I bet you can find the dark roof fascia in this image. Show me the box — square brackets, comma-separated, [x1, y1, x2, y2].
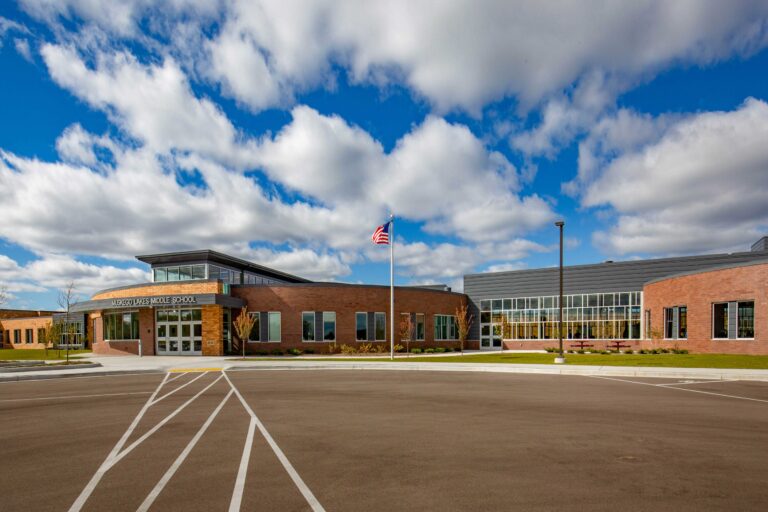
[232, 282, 467, 297]
[135, 250, 311, 283]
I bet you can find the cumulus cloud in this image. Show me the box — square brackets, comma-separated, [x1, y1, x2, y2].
[583, 98, 768, 255]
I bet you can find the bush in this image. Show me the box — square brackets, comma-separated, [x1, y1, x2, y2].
[659, 348, 671, 354]
[270, 349, 283, 356]
[544, 347, 557, 353]
[444, 347, 453, 352]
[624, 349, 634, 354]
[286, 348, 303, 356]
[424, 348, 435, 353]
[340, 344, 357, 354]
[304, 349, 315, 355]
[672, 348, 689, 354]
[256, 351, 269, 356]
[394, 344, 405, 353]
[373, 343, 387, 353]
[434, 347, 446, 353]
[410, 347, 422, 354]
[358, 343, 373, 354]
[639, 349, 649, 354]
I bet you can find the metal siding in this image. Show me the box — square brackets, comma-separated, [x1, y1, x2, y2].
[464, 251, 768, 302]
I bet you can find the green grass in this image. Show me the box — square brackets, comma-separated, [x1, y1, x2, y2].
[231, 352, 768, 369]
[0, 349, 92, 361]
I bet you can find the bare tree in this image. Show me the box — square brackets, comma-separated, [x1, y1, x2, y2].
[398, 313, 413, 356]
[455, 302, 474, 354]
[232, 307, 256, 359]
[57, 282, 79, 363]
[41, 320, 63, 359]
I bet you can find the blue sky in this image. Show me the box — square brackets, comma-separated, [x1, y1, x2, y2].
[1, 1, 768, 310]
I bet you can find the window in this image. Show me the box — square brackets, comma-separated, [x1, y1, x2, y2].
[154, 267, 167, 282]
[104, 312, 139, 340]
[712, 303, 729, 339]
[415, 314, 425, 341]
[25, 329, 33, 344]
[374, 312, 386, 341]
[268, 312, 281, 342]
[302, 312, 315, 341]
[14, 329, 21, 344]
[434, 315, 457, 341]
[355, 312, 367, 341]
[248, 312, 260, 342]
[37, 327, 45, 344]
[738, 301, 755, 339]
[323, 312, 336, 341]
[663, 306, 686, 340]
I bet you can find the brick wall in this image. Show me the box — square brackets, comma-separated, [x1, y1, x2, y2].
[643, 263, 768, 354]
[92, 281, 222, 300]
[91, 308, 157, 356]
[0, 316, 54, 349]
[232, 285, 468, 352]
[202, 305, 223, 355]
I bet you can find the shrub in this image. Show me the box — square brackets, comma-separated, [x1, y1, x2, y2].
[304, 349, 315, 355]
[651, 348, 662, 354]
[544, 347, 557, 353]
[373, 344, 387, 353]
[256, 351, 268, 356]
[358, 343, 373, 354]
[444, 347, 453, 352]
[394, 344, 405, 353]
[434, 347, 446, 353]
[672, 348, 689, 354]
[424, 348, 435, 353]
[340, 344, 357, 354]
[410, 347, 422, 354]
[659, 348, 670, 354]
[639, 349, 649, 354]
[286, 348, 303, 356]
[326, 343, 338, 354]
[270, 349, 283, 356]
[624, 349, 634, 354]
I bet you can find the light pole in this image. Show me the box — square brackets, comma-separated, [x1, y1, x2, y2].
[554, 221, 566, 364]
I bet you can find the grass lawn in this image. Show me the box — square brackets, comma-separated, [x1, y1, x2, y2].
[0, 349, 92, 361]
[232, 352, 768, 369]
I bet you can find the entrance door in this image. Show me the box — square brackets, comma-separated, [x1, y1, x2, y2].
[156, 307, 202, 355]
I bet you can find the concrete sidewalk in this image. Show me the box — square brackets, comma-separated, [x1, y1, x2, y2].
[2, 354, 768, 382]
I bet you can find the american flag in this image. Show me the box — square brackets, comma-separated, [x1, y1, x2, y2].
[371, 221, 390, 245]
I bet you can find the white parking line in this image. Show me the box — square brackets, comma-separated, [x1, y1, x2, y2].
[224, 371, 325, 512]
[0, 391, 152, 403]
[151, 371, 208, 404]
[108, 374, 224, 469]
[589, 375, 768, 404]
[68, 373, 170, 512]
[137, 389, 234, 512]
[165, 372, 188, 384]
[656, 379, 737, 387]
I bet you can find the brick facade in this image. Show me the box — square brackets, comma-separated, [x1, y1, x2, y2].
[202, 305, 224, 356]
[0, 315, 54, 349]
[643, 262, 768, 354]
[232, 284, 467, 352]
[92, 281, 222, 300]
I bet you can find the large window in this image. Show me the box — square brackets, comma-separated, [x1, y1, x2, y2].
[323, 312, 336, 341]
[302, 312, 315, 342]
[248, 312, 260, 342]
[14, 329, 20, 344]
[355, 312, 367, 341]
[713, 301, 755, 339]
[374, 312, 386, 341]
[268, 312, 281, 342]
[25, 328, 33, 344]
[104, 312, 140, 340]
[481, 291, 642, 341]
[37, 327, 45, 345]
[434, 315, 458, 341]
[415, 314, 425, 341]
[664, 306, 687, 340]
[712, 303, 729, 339]
[154, 264, 207, 283]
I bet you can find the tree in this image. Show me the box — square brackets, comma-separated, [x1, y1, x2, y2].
[398, 313, 413, 356]
[0, 283, 7, 307]
[499, 313, 512, 340]
[41, 320, 63, 359]
[57, 282, 79, 363]
[455, 302, 474, 354]
[232, 307, 256, 359]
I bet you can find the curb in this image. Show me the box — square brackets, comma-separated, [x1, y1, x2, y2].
[0, 363, 101, 374]
[0, 369, 164, 382]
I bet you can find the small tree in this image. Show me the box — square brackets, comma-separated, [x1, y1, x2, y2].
[499, 313, 512, 340]
[232, 307, 256, 359]
[57, 282, 79, 363]
[455, 302, 474, 354]
[45, 320, 63, 358]
[398, 313, 413, 356]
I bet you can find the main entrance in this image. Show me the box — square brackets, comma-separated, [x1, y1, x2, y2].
[156, 307, 202, 355]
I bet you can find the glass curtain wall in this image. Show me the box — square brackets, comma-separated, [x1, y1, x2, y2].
[479, 291, 642, 343]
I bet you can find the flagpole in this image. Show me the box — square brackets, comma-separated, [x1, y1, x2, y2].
[390, 213, 394, 361]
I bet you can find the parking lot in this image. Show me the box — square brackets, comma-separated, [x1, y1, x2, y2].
[1, 369, 766, 511]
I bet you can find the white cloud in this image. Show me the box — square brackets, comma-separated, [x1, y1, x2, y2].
[582, 98, 768, 255]
[13, 38, 33, 62]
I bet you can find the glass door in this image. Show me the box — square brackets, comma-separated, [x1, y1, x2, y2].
[156, 307, 202, 355]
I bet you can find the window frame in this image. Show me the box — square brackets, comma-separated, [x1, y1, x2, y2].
[415, 313, 425, 341]
[712, 302, 730, 340]
[323, 312, 336, 341]
[25, 328, 34, 344]
[301, 312, 316, 342]
[374, 312, 386, 341]
[355, 312, 368, 341]
[267, 312, 281, 342]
